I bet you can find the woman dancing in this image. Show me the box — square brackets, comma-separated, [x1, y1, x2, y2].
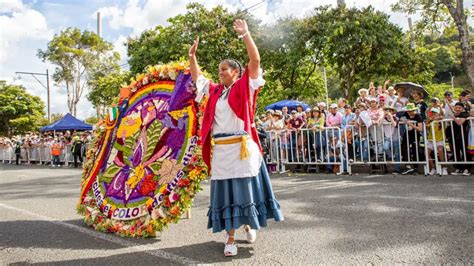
[188, 19, 284, 257]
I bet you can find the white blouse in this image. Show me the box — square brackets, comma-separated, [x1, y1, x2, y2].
[195, 69, 265, 180]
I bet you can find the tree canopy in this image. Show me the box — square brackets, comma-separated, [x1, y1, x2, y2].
[0, 82, 46, 136]
[38, 28, 120, 116]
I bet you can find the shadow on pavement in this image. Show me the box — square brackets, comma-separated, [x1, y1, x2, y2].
[0, 174, 79, 199]
[160, 241, 254, 264]
[0, 219, 161, 251]
[267, 173, 474, 262]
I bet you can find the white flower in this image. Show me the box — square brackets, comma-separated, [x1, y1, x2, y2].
[169, 70, 176, 80]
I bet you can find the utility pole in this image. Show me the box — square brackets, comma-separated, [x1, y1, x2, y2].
[408, 17, 415, 49]
[15, 70, 51, 123]
[97, 12, 102, 37]
[96, 11, 102, 118]
[322, 67, 329, 107]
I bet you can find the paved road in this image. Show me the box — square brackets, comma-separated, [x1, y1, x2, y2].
[0, 164, 473, 265]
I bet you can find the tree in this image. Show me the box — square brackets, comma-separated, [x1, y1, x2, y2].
[315, 6, 407, 98]
[87, 70, 131, 113]
[258, 17, 326, 101]
[50, 113, 64, 123]
[84, 116, 99, 125]
[38, 28, 120, 116]
[0, 82, 46, 136]
[127, 3, 258, 79]
[393, 0, 473, 88]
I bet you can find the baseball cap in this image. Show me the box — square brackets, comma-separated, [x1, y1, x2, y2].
[330, 103, 338, 109]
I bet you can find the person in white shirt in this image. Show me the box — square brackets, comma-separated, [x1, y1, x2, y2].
[188, 19, 283, 257]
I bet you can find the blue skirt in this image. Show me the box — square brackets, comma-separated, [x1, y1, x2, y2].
[207, 161, 284, 233]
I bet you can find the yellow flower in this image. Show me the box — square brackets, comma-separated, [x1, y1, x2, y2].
[189, 169, 200, 180]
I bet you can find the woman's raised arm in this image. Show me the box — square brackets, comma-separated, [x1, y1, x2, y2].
[233, 19, 260, 79]
[188, 37, 202, 82]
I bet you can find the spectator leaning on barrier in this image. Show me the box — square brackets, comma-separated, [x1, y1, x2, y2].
[427, 97, 445, 117]
[51, 139, 62, 167]
[386, 86, 397, 107]
[443, 91, 457, 119]
[412, 91, 428, 121]
[459, 90, 472, 113]
[14, 139, 22, 165]
[262, 109, 275, 131]
[341, 105, 356, 161]
[337, 98, 347, 115]
[281, 106, 291, 122]
[426, 107, 447, 175]
[355, 88, 369, 107]
[271, 110, 285, 131]
[400, 103, 424, 175]
[317, 102, 328, 121]
[326, 103, 343, 127]
[368, 97, 385, 154]
[449, 102, 471, 175]
[288, 110, 305, 159]
[71, 136, 84, 168]
[382, 106, 401, 173]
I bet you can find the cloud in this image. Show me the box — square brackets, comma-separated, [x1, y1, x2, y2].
[96, 0, 189, 36]
[0, 0, 23, 13]
[0, 2, 53, 64]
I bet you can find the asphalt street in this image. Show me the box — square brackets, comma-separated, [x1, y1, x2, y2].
[0, 163, 473, 265]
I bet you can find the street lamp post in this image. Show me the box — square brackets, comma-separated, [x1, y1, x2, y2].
[15, 70, 51, 123]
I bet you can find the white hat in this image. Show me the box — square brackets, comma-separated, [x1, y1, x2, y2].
[318, 102, 327, 107]
[358, 88, 368, 95]
[330, 103, 338, 109]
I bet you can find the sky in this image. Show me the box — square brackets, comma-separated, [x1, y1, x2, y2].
[0, 0, 419, 119]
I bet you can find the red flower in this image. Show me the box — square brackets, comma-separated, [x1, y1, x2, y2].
[140, 174, 157, 195]
[178, 178, 190, 187]
[163, 197, 172, 207]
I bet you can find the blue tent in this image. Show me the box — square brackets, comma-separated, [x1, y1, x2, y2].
[265, 100, 309, 111]
[40, 113, 93, 132]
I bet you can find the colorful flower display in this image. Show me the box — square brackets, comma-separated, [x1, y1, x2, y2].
[77, 61, 208, 238]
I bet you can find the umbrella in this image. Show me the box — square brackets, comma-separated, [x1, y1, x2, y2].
[265, 100, 309, 111]
[394, 82, 429, 99]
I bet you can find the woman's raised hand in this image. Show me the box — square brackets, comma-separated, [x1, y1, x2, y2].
[233, 19, 248, 35]
[189, 37, 199, 57]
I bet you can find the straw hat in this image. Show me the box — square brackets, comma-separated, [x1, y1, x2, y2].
[403, 103, 418, 111]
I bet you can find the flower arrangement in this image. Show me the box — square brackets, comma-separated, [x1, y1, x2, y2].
[77, 61, 208, 238]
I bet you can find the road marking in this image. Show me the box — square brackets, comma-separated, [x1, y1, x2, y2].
[0, 202, 199, 265]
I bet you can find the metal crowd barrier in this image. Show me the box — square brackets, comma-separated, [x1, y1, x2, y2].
[1, 144, 90, 166]
[264, 117, 474, 175]
[429, 118, 474, 174]
[265, 127, 345, 174]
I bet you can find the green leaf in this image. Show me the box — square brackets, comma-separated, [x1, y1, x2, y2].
[146, 121, 162, 160]
[148, 162, 162, 175]
[101, 164, 121, 183]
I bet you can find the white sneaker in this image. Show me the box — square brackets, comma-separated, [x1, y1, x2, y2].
[462, 169, 470, 176]
[451, 169, 461, 175]
[441, 168, 448, 176]
[429, 169, 437, 176]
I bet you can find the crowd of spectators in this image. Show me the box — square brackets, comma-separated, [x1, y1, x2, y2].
[258, 80, 474, 176]
[0, 130, 92, 168]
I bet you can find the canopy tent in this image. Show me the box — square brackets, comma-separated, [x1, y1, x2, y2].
[40, 113, 93, 132]
[265, 100, 309, 111]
